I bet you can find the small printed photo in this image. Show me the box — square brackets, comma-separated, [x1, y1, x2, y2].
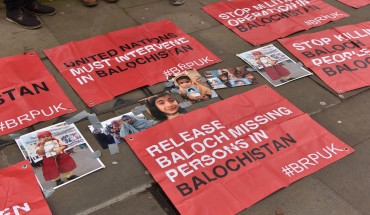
[205, 65, 256, 89]
[16, 123, 104, 191]
[207, 77, 227, 89]
[88, 113, 156, 146]
[142, 92, 188, 123]
[171, 69, 218, 103]
[230, 78, 251, 87]
[237, 44, 312, 87]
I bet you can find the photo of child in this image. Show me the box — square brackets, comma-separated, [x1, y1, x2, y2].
[237, 44, 312, 87]
[208, 77, 227, 89]
[35, 131, 77, 186]
[205, 66, 256, 89]
[187, 87, 201, 96]
[231, 79, 250, 87]
[145, 92, 187, 122]
[16, 123, 104, 190]
[173, 69, 218, 103]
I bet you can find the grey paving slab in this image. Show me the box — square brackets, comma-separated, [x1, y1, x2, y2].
[309, 75, 370, 100]
[312, 88, 370, 146]
[0, 12, 58, 58]
[47, 119, 154, 215]
[41, 1, 138, 44]
[92, 89, 147, 114]
[190, 25, 252, 70]
[315, 139, 370, 215]
[89, 191, 166, 215]
[116, 0, 159, 8]
[0, 144, 25, 169]
[125, 0, 219, 33]
[238, 177, 362, 215]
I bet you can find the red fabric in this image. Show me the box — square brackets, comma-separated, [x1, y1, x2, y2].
[0, 160, 52, 215]
[337, 0, 370, 8]
[263, 65, 291, 80]
[0, 52, 76, 136]
[279, 21, 370, 94]
[41, 153, 77, 181]
[44, 19, 221, 107]
[126, 85, 354, 215]
[203, 0, 349, 45]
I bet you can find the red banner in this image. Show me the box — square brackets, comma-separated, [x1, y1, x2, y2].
[0, 52, 76, 136]
[279, 21, 370, 94]
[0, 160, 52, 215]
[126, 85, 354, 215]
[202, 0, 349, 46]
[337, 0, 370, 8]
[44, 20, 221, 107]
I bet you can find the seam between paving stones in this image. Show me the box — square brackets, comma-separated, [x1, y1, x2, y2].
[76, 183, 153, 215]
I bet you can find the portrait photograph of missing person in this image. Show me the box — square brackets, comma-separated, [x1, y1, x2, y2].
[170, 69, 218, 103]
[204, 65, 257, 89]
[140, 92, 188, 123]
[88, 113, 156, 148]
[16, 123, 104, 191]
[238, 44, 312, 87]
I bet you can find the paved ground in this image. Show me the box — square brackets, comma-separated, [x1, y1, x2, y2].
[0, 0, 370, 214]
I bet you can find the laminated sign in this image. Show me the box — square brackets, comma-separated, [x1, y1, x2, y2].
[0, 160, 52, 215]
[44, 19, 221, 107]
[127, 85, 354, 215]
[279, 21, 370, 94]
[202, 0, 349, 45]
[0, 52, 76, 136]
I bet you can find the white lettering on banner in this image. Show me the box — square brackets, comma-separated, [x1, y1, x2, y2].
[162, 56, 216, 77]
[304, 12, 345, 26]
[145, 107, 295, 182]
[333, 29, 370, 42]
[218, 0, 310, 25]
[0, 203, 30, 215]
[292, 38, 332, 50]
[281, 143, 345, 177]
[0, 103, 67, 132]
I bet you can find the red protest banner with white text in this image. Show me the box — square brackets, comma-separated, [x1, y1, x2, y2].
[126, 85, 354, 215]
[337, 0, 370, 8]
[44, 19, 221, 107]
[0, 52, 76, 136]
[202, 0, 349, 46]
[279, 21, 370, 94]
[0, 160, 52, 215]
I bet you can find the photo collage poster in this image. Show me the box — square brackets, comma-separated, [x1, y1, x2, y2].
[204, 65, 257, 89]
[16, 122, 104, 191]
[237, 44, 312, 86]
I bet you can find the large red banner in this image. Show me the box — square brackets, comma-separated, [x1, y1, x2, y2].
[0, 160, 52, 215]
[337, 0, 370, 8]
[44, 20, 221, 107]
[279, 21, 370, 94]
[127, 85, 354, 215]
[202, 0, 349, 46]
[0, 52, 76, 136]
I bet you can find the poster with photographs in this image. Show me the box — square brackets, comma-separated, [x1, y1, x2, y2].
[204, 65, 257, 89]
[237, 44, 312, 87]
[169, 69, 218, 103]
[16, 122, 104, 191]
[88, 112, 156, 148]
